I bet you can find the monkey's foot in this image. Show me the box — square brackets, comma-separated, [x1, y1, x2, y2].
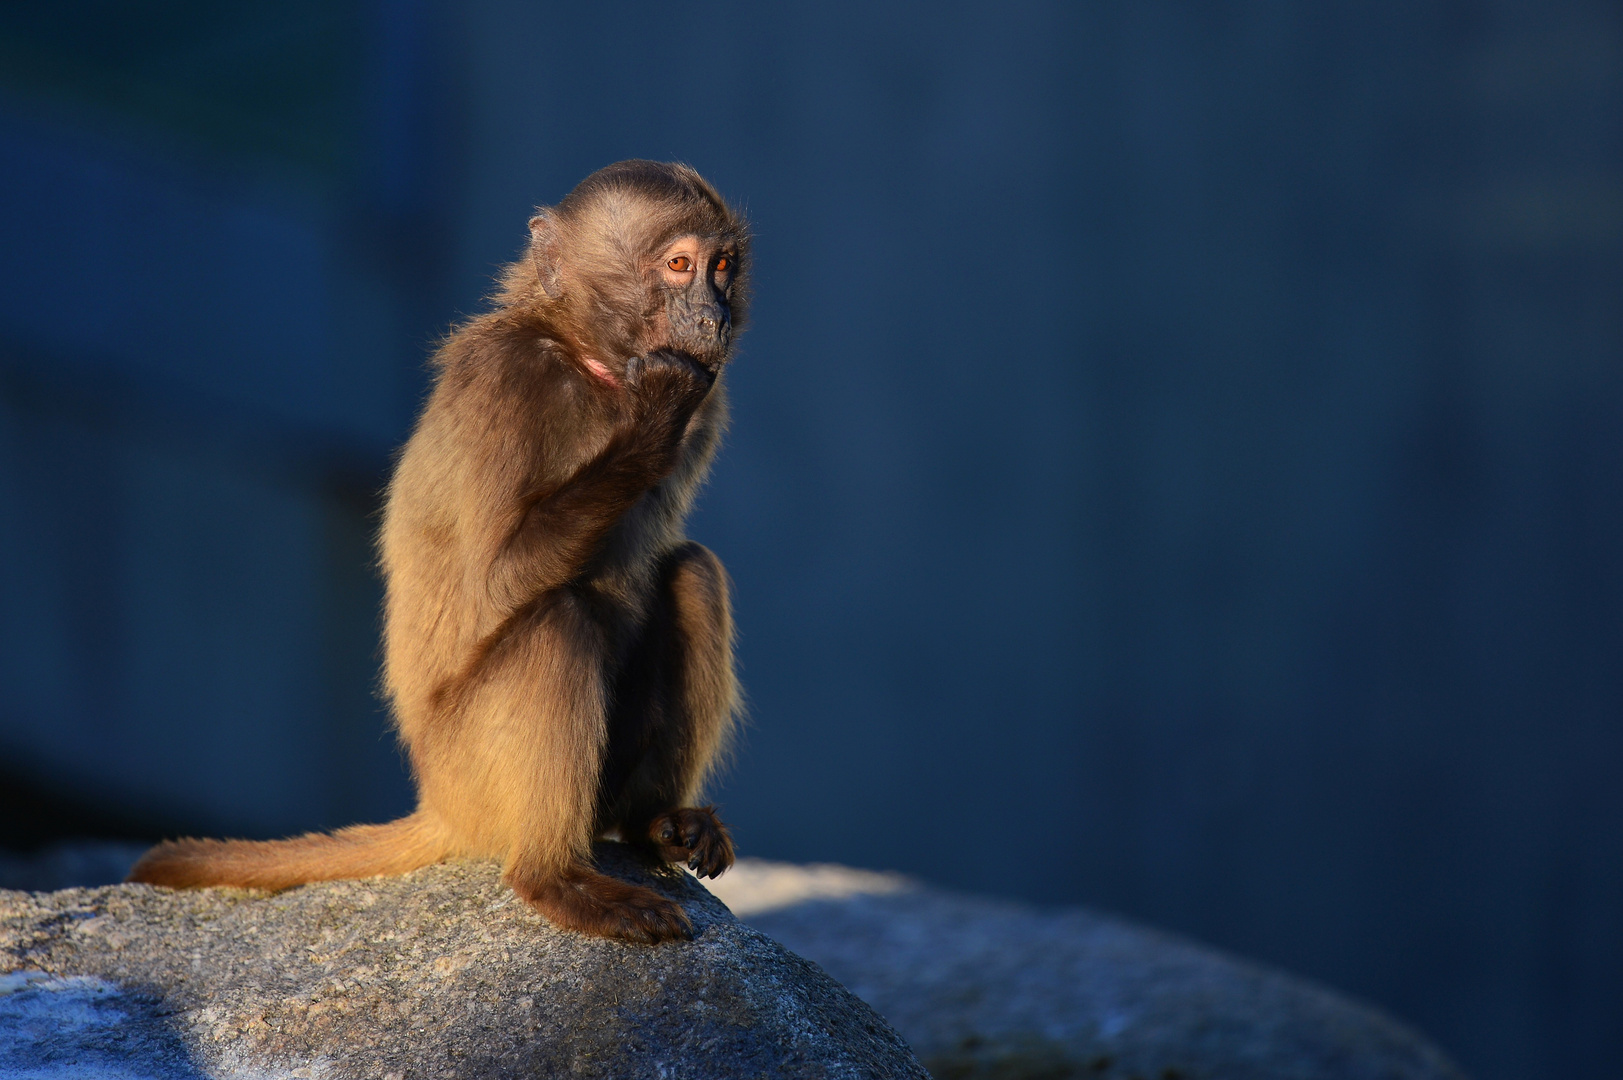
[647, 806, 735, 879]
[507, 864, 692, 944]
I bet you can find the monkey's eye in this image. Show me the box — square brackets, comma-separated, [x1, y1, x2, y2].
[667, 255, 693, 273]
[714, 255, 731, 273]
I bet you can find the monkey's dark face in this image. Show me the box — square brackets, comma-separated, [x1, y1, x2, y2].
[524, 171, 748, 380]
[648, 234, 738, 372]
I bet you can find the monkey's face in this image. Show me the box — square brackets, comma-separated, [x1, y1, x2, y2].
[527, 170, 749, 378]
[647, 234, 739, 372]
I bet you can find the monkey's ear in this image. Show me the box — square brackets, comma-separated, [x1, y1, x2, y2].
[528, 211, 562, 297]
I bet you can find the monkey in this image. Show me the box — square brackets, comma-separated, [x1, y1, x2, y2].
[127, 161, 748, 944]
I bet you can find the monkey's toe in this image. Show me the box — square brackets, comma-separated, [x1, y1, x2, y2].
[509, 864, 692, 944]
[607, 891, 693, 944]
[648, 806, 735, 879]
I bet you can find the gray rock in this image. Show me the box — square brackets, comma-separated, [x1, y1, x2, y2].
[0, 845, 928, 1079]
[705, 861, 1468, 1080]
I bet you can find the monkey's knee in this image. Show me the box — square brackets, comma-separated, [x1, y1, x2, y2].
[662, 541, 734, 678]
[663, 541, 731, 619]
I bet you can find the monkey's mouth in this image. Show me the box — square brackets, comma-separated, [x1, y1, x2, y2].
[665, 296, 732, 368]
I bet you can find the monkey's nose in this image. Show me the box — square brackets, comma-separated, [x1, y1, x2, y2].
[695, 304, 725, 332]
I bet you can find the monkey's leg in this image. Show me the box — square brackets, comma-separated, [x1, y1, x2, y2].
[432, 591, 692, 943]
[601, 541, 739, 879]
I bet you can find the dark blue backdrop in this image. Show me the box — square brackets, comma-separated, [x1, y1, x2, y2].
[1, 4, 1618, 1079]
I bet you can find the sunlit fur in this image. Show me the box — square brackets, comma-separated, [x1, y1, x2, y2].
[129, 162, 748, 943]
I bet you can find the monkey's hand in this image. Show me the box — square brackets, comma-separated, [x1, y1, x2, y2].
[616, 350, 716, 477]
[626, 350, 714, 420]
[647, 806, 734, 879]
[495, 350, 713, 591]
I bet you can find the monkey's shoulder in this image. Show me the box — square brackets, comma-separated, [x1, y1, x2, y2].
[428, 320, 610, 429]
[402, 324, 622, 504]
[435, 313, 579, 386]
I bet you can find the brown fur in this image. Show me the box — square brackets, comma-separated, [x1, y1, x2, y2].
[128, 161, 748, 942]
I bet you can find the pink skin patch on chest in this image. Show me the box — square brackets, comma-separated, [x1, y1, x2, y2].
[581, 355, 621, 388]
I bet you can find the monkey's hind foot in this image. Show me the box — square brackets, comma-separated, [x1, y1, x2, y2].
[508, 863, 692, 944]
[647, 806, 734, 879]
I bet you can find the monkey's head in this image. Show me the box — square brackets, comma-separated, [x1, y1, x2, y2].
[522, 161, 750, 379]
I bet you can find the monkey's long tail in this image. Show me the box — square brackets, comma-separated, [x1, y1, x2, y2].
[125, 812, 450, 892]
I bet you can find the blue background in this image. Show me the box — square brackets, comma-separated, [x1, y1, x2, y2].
[1, 4, 1619, 1077]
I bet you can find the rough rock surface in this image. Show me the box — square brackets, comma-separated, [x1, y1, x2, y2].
[0, 845, 928, 1079]
[707, 861, 1469, 1080]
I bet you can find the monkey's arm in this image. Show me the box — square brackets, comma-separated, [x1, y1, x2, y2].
[485, 352, 712, 605]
